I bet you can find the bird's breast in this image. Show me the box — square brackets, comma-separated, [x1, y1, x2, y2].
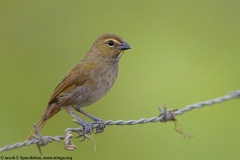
[95, 62, 118, 96]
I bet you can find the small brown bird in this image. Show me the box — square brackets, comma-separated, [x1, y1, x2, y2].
[28, 33, 130, 140]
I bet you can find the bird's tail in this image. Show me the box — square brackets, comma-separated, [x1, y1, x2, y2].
[27, 104, 60, 140]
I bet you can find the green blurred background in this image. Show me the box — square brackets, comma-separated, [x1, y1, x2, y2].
[0, 0, 240, 159]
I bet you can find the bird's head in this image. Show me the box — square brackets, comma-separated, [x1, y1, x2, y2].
[90, 33, 131, 61]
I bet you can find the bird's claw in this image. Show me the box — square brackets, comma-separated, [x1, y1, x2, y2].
[73, 117, 105, 142]
[75, 122, 93, 141]
[92, 119, 105, 133]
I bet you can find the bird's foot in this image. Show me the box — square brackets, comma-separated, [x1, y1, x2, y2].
[92, 119, 105, 133]
[75, 109, 105, 133]
[74, 120, 93, 140]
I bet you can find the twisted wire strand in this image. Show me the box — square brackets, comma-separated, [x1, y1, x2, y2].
[0, 90, 239, 153]
[105, 90, 240, 125]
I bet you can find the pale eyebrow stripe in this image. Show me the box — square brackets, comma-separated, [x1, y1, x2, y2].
[104, 38, 121, 44]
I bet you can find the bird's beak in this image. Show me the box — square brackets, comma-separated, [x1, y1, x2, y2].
[120, 41, 131, 50]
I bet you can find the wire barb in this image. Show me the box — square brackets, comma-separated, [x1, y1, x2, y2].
[158, 105, 177, 122]
[0, 89, 239, 153]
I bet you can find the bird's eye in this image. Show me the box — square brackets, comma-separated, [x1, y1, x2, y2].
[107, 40, 114, 47]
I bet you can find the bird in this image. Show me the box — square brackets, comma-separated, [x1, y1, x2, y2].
[28, 33, 131, 140]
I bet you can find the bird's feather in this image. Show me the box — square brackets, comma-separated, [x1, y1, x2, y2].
[48, 62, 95, 104]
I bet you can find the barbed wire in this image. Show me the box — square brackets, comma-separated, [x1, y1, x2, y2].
[0, 90, 240, 153]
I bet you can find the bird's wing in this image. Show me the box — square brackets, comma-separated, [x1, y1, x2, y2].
[48, 62, 95, 104]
